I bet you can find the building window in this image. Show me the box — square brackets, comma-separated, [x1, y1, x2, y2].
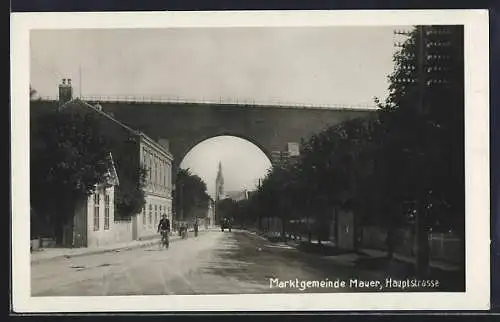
[164, 162, 167, 188]
[155, 157, 158, 186]
[153, 157, 157, 186]
[149, 154, 152, 183]
[155, 205, 158, 225]
[166, 163, 170, 191]
[93, 192, 100, 231]
[142, 204, 147, 226]
[159, 160, 163, 188]
[149, 204, 153, 225]
[104, 192, 110, 230]
[158, 160, 161, 188]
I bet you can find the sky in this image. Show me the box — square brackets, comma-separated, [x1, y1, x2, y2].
[180, 136, 272, 198]
[30, 26, 410, 196]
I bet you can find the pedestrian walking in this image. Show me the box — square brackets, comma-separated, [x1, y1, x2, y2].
[194, 218, 199, 237]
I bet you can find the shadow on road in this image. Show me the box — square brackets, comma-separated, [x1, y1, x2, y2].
[244, 231, 465, 292]
[355, 256, 464, 291]
[295, 242, 359, 256]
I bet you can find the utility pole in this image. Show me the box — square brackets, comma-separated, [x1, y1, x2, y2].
[79, 65, 82, 98]
[180, 182, 184, 221]
[393, 25, 455, 276]
[415, 25, 430, 277]
[394, 26, 429, 276]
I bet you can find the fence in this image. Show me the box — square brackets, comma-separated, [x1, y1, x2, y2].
[361, 226, 462, 264]
[255, 218, 462, 265]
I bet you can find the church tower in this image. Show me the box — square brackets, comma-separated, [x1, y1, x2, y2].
[215, 161, 224, 201]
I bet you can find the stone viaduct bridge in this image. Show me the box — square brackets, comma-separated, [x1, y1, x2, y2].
[30, 97, 377, 171]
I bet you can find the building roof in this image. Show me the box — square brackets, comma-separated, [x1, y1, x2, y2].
[60, 98, 139, 135]
[60, 98, 173, 159]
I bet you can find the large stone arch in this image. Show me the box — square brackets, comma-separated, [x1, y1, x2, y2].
[177, 131, 273, 173]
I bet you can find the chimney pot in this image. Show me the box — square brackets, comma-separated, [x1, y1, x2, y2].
[58, 77, 73, 106]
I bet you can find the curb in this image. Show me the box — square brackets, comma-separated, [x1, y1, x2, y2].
[31, 239, 159, 265]
[30, 232, 202, 265]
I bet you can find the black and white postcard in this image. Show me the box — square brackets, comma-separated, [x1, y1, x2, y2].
[11, 10, 490, 312]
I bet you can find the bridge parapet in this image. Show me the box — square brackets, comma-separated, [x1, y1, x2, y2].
[33, 96, 379, 112]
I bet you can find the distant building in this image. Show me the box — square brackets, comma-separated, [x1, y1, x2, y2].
[225, 189, 249, 202]
[247, 190, 257, 199]
[271, 142, 300, 167]
[34, 79, 174, 247]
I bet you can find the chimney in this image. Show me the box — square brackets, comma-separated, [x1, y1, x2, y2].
[58, 78, 73, 106]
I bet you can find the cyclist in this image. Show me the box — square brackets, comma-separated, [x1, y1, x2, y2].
[157, 214, 171, 248]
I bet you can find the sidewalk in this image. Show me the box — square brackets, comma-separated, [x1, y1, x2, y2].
[31, 233, 186, 265]
[360, 248, 460, 272]
[245, 230, 460, 271]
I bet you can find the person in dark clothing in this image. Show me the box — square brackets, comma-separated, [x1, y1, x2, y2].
[194, 217, 199, 237]
[157, 215, 170, 247]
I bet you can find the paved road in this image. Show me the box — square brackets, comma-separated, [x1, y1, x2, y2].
[31, 230, 441, 296]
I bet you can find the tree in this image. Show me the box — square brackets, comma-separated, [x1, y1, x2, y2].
[216, 198, 237, 222]
[112, 136, 148, 219]
[294, 117, 375, 246]
[30, 109, 111, 245]
[377, 25, 465, 272]
[173, 168, 210, 221]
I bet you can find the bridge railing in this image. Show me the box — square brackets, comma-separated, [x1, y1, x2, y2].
[32, 95, 379, 111]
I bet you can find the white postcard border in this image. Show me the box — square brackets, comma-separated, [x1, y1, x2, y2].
[11, 9, 490, 312]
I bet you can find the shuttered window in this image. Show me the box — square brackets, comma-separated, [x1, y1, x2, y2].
[93, 192, 100, 231]
[104, 192, 110, 230]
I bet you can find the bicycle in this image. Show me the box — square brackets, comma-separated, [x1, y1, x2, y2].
[181, 227, 188, 239]
[159, 230, 170, 250]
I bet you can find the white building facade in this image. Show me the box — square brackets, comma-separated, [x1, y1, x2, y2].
[72, 153, 128, 248]
[134, 134, 174, 240]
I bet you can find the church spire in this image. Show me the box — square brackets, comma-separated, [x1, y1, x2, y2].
[215, 161, 224, 200]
